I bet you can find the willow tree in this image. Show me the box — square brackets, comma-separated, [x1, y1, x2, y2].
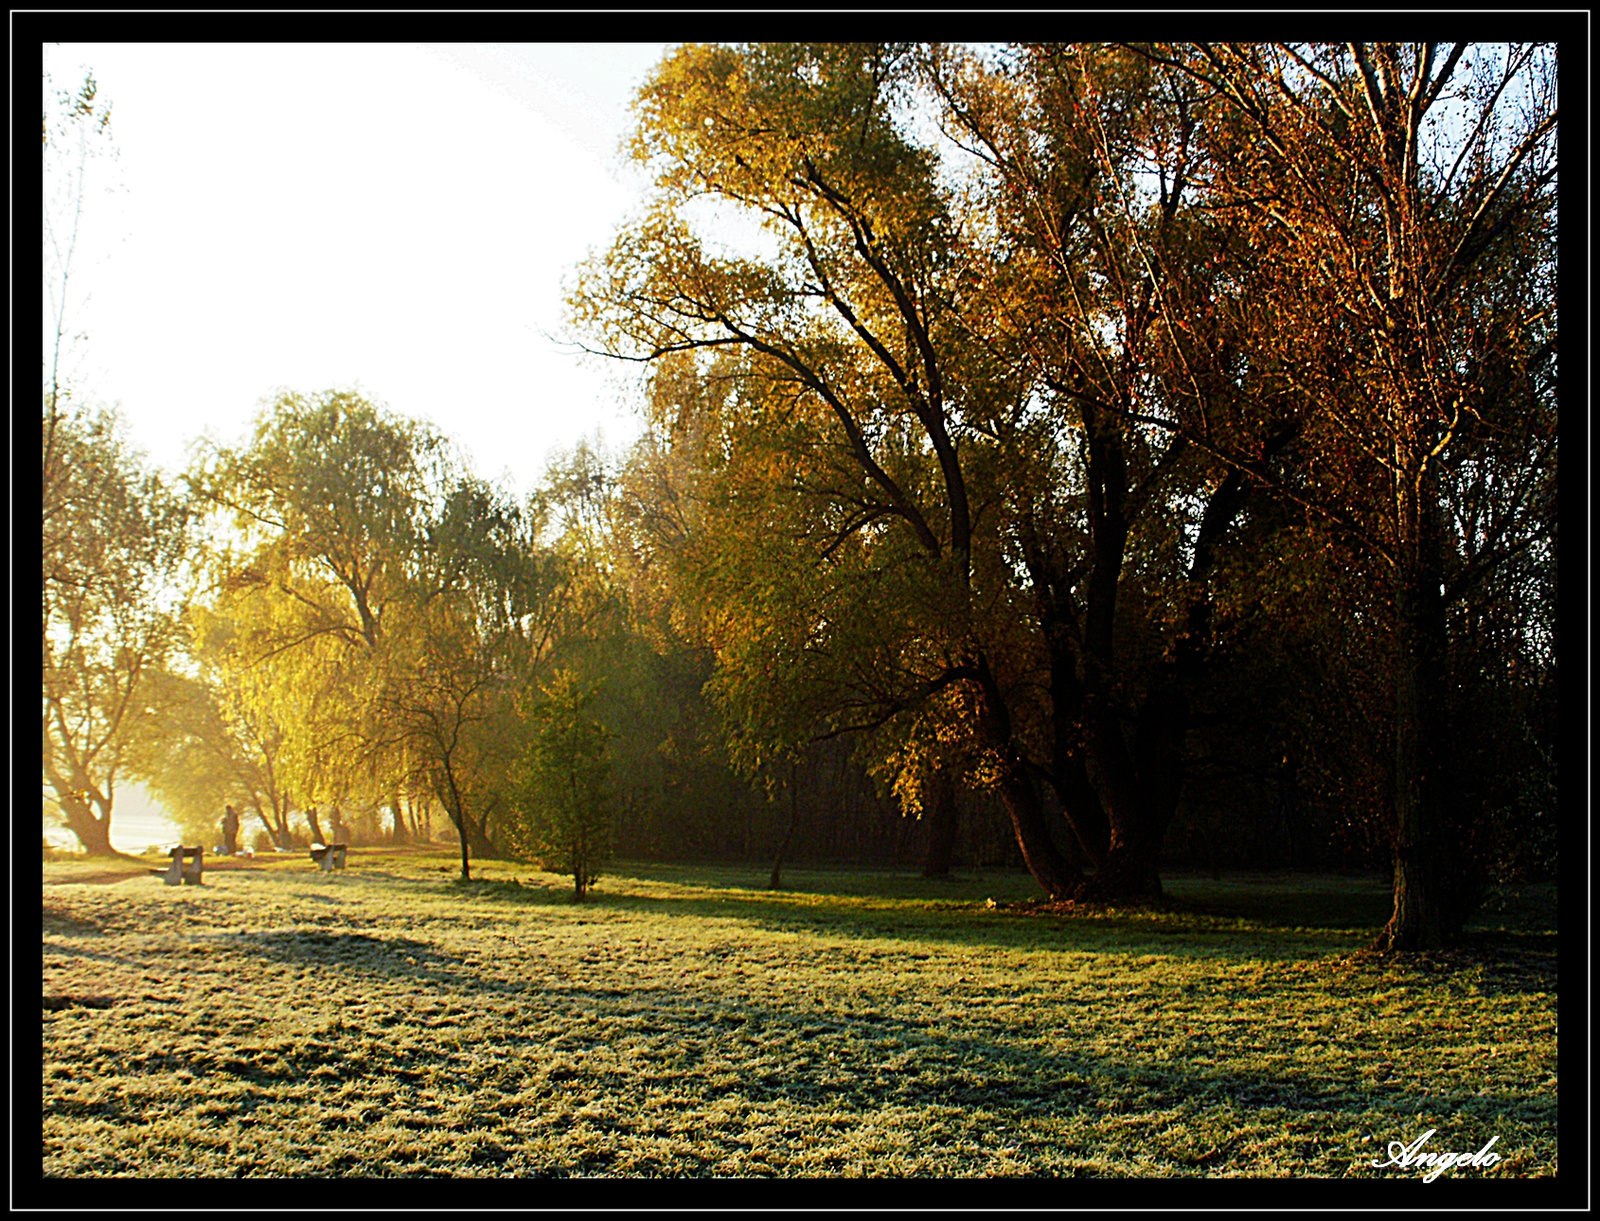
[190, 391, 450, 840]
[575, 44, 1076, 893]
[134, 637, 298, 851]
[580, 42, 1300, 900]
[193, 390, 576, 880]
[373, 478, 571, 881]
[42, 409, 188, 854]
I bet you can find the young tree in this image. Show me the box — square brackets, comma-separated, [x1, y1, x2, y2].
[513, 670, 615, 901]
[43, 65, 116, 561]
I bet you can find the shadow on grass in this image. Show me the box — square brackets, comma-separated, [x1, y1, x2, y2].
[43, 904, 109, 937]
[441, 870, 1559, 985]
[431, 879, 1371, 963]
[208, 866, 1555, 988]
[1165, 889, 1393, 932]
[218, 929, 522, 998]
[491, 967, 1551, 1168]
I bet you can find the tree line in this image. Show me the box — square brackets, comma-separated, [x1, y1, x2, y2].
[42, 43, 1556, 947]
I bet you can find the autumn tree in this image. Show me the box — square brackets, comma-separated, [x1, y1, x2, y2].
[909, 42, 1332, 899]
[191, 390, 582, 881]
[190, 391, 450, 833]
[576, 44, 1066, 894]
[578, 43, 1311, 901]
[1110, 42, 1559, 947]
[42, 411, 189, 854]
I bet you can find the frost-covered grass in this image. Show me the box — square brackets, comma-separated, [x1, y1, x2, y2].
[40, 849, 1557, 1178]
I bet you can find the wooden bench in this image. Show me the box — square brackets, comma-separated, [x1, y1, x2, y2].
[151, 846, 203, 886]
[309, 843, 348, 872]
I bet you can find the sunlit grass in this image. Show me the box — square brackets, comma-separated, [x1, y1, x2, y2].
[41, 849, 1556, 1178]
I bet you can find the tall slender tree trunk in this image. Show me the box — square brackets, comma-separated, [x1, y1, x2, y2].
[769, 761, 800, 890]
[439, 762, 472, 882]
[1376, 477, 1454, 950]
[390, 789, 408, 843]
[921, 766, 960, 878]
[1076, 679, 1187, 903]
[405, 792, 429, 841]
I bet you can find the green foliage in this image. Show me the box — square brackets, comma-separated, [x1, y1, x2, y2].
[511, 670, 615, 900]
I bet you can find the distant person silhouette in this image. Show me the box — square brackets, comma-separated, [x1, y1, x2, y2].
[222, 804, 240, 856]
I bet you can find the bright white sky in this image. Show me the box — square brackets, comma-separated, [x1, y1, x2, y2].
[42, 42, 673, 849]
[44, 42, 673, 498]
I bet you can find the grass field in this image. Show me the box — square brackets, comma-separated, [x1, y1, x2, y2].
[40, 847, 1557, 1179]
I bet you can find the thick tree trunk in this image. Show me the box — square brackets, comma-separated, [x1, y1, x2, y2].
[58, 791, 115, 856]
[1078, 787, 1187, 902]
[996, 764, 1081, 898]
[1054, 752, 1110, 867]
[1018, 514, 1114, 870]
[921, 767, 960, 878]
[969, 655, 1081, 897]
[1076, 689, 1165, 900]
[390, 790, 408, 843]
[1045, 623, 1112, 868]
[305, 807, 326, 847]
[1078, 843, 1165, 901]
[1075, 678, 1187, 902]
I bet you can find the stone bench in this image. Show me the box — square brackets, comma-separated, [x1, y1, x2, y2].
[151, 846, 203, 886]
[309, 843, 348, 872]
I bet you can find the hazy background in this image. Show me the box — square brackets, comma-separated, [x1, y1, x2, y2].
[43, 42, 674, 850]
